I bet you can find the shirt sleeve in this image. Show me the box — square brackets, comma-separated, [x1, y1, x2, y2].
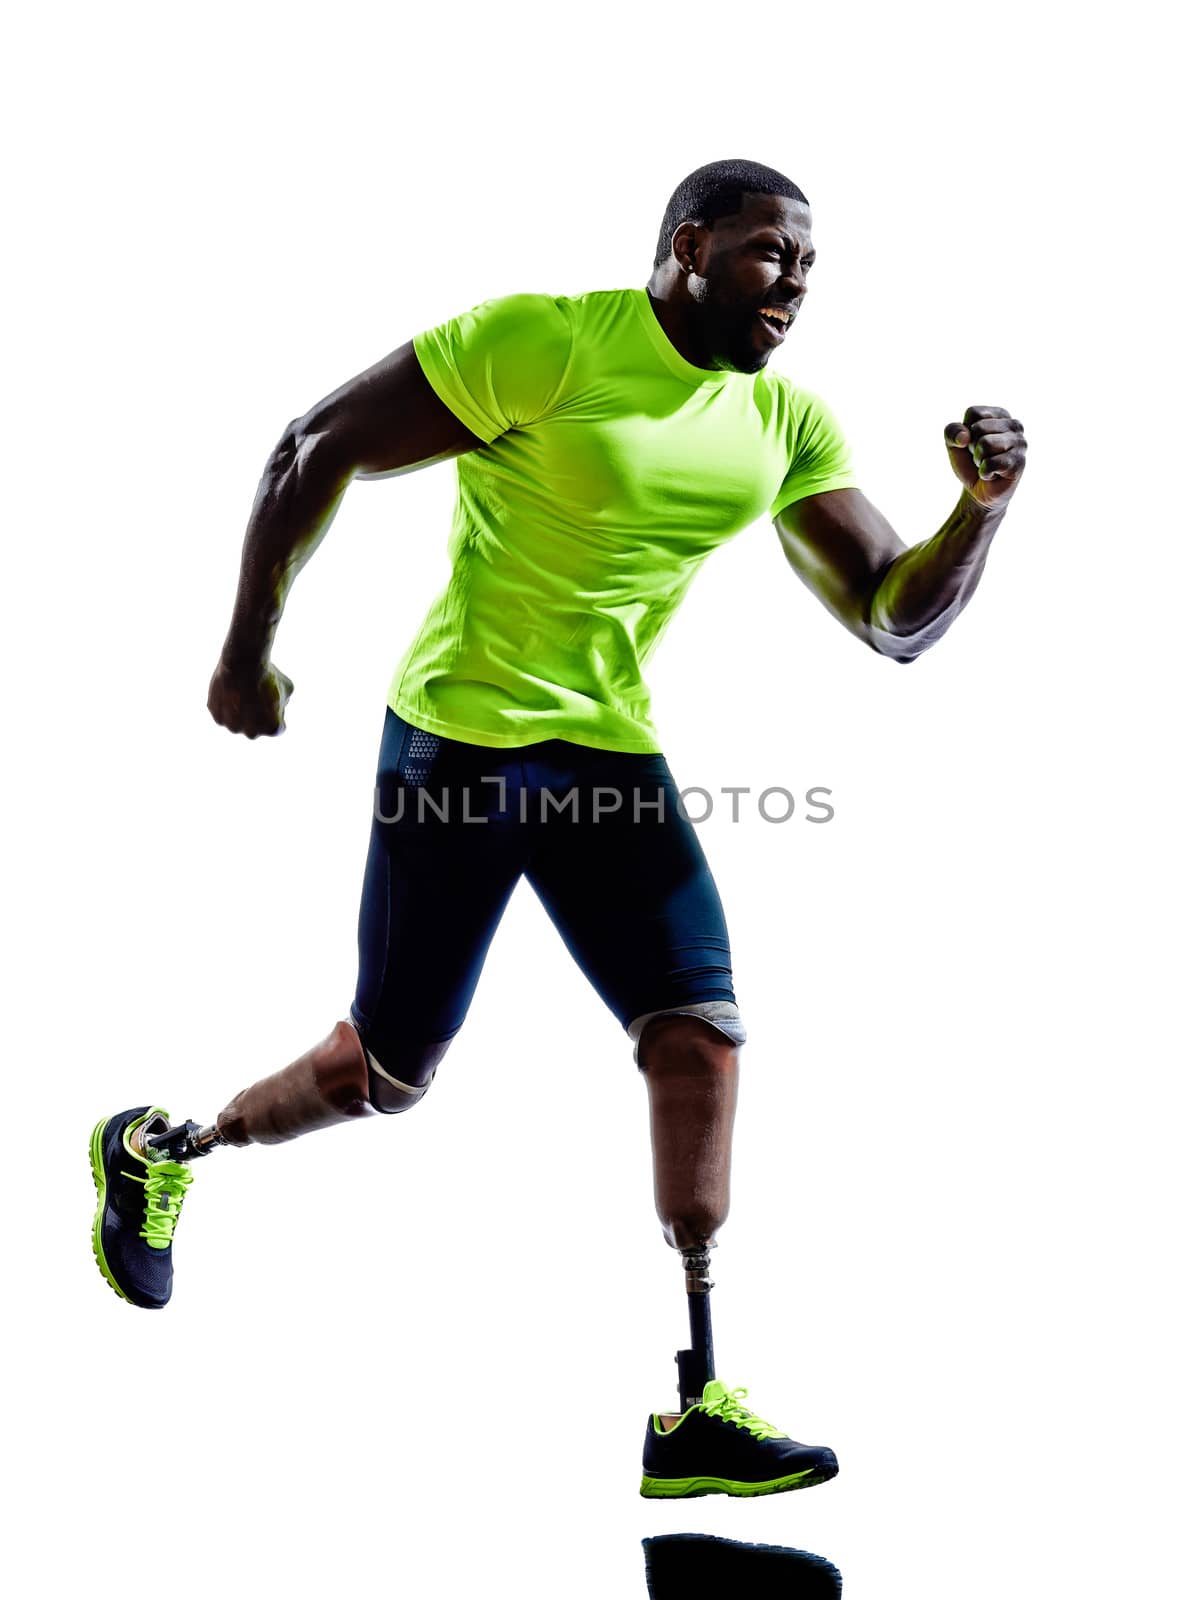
[769, 387, 858, 518]
[412, 293, 574, 445]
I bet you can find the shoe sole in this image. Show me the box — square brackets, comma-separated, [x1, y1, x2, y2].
[639, 1463, 838, 1499]
[89, 1117, 136, 1307]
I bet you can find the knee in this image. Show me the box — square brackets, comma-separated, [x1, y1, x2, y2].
[354, 1026, 452, 1115]
[633, 1003, 746, 1073]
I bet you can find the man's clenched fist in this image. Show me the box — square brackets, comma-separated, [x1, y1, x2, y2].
[207, 657, 294, 738]
[945, 406, 1028, 510]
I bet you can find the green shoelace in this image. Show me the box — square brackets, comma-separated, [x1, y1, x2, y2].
[122, 1159, 193, 1249]
[699, 1386, 787, 1440]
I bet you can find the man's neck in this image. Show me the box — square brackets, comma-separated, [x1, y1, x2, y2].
[643, 279, 717, 371]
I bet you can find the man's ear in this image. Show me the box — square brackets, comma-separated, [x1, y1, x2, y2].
[672, 222, 700, 276]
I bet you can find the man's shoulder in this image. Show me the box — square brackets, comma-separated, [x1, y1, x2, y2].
[479, 285, 637, 319]
[761, 366, 817, 404]
[464, 288, 646, 378]
[761, 368, 841, 428]
[561, 285, 642, 309]
[420, 291, 576, 377]
[440, 287, 636, 354]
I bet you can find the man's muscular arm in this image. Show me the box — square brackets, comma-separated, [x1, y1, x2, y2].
[773, 406, 1028, 664]
[210, 343, 481, 737]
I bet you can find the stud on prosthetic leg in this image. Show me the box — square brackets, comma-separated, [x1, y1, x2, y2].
[636, 1011, 740, 1412]
[144, 1019, 376, 1161]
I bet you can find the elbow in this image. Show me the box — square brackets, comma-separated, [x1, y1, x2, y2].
[877, 640, 923, 666]
[862, 597, 918, 662]
[264, 417, 323, 483]
[866, 596, 960, 664]
[866, 623, 933, 665]
[267, 414, 350, 494]
[862, 569, 933, 664]
[265, 420, 302, 476]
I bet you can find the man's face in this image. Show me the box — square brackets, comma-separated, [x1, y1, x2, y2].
[685, 193, 816, 373]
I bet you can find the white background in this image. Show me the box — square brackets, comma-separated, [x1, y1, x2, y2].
[5, 3, 1195, 1596]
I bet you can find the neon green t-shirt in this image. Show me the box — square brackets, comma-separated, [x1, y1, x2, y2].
[390, 287, 856, 752]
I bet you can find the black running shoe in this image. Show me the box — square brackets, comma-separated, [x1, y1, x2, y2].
[640, 1380, 838, 1499]
[89, 1106, 193, 1309]
[643, 1534, 842, 1596]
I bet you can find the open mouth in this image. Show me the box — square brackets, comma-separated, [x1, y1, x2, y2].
[756, 306, 794, 343]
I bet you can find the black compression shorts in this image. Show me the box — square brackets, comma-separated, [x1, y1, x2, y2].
[350, 709, 738, 1066]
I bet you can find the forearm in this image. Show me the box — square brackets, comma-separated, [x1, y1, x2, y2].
[221, 424, 351, 667]
[868, 491, 1004, 661]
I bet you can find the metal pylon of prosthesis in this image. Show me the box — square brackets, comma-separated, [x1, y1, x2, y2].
[144, 1121, 226, 1162]
[676, 1245, 715, 1411]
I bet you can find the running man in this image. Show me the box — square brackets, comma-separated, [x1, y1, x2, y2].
[90, 158, 1027, 1498]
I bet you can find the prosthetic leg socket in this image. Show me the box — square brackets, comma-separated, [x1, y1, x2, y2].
[215, 1020, 375, 1147]
[640, 1017, 738, 1252]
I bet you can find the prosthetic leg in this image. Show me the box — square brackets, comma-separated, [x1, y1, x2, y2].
[635, 1010, 741, 1412]
[143, 1019, 434, 1161]
[151, 1007, 738, 1414]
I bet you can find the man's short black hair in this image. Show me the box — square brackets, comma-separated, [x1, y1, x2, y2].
[654, 159, 809, 269]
